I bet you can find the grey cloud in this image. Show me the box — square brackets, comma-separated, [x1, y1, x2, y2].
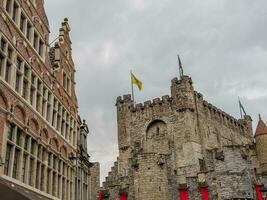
[45, 0, 267, 182]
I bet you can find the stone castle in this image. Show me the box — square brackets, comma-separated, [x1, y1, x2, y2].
[102, 74, 267, 199]
[0, 0, 99, 199]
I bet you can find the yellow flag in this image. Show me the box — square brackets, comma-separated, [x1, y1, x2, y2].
[131, 72, 142, 91]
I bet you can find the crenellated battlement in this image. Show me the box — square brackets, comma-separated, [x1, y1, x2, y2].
[132, 95, 173, 112]
[116, 94, 133, 106]
[202, 99, 246, 131]
[116, 75, 253, 139]
[171, 76, 193, 87]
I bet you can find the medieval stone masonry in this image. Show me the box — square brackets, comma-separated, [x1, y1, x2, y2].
[0, 0, 99, 199]
[102, 75, 267, 199]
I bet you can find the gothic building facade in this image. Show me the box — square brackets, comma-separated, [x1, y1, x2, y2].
[102, 75, 267, 200]
[0, 0, 99, 199]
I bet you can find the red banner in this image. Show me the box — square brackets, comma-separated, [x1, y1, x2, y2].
[256, 185, 264, 200]
[98, 191, 103, 200]
[179, 189, 189, 200]
[120, 193, 127, 200]
[200, 187, 209, 200]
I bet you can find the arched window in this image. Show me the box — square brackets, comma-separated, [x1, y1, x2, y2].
[146, 120, 167, 139]
[145, 120, 169, 154]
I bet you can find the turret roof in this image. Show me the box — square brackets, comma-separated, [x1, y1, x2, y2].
[255, 115, 267, 137]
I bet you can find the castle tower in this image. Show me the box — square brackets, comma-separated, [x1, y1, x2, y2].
[115, 94, 134, 176]
[255, 115, 267, 173]
[171, 75, 195, 112]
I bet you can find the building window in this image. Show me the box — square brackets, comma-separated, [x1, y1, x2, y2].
[61, 109, 66, 136]
[16, 57, 23, 70]
[37, 145, 42, 160]
[67, 77, 70, 94]
[29, 157, 34, 186]
[22, 154, 28, 183]
[12, 148, 20, 179]
[46, 92, 52, 122]
[30, 74, 36, 107]
[41, 165, 45, 191]
[48, 153, 52, 167]
[36, 161, 41, 189]
[52, 172, 57, 196]
[31, 140, 37, 155]
[39, 39, 44, 57]
[5, 62, 11, 83]
[62, 178, 65, 199]
[5, 0, 12, 14]
[26, 22, 32, 41]
[24, 135, 30, 151]
[33, 32, 39, 50]
[4, 143, 12, 176]
[7, 123, 15, 141]
[7, 47, 13, 59]
[22, 79, 28, 99]
[0, 54, 4, 77]
[63, 72, 71, 94]
[15, 72, 22, 93]
[57, 104, 62, 131]
[57, 174, 61, 198]
[63, 72, 67, 89]
[16, 128, 22, 146]
[36, 80, 43, 113]
[20, 13, 27, 33]
[0, 38, 6, 51]
[12, 1, 19, 22]
[47, 169, 51, 194]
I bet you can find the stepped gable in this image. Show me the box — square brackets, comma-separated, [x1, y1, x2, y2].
[255, 115, 267, 137]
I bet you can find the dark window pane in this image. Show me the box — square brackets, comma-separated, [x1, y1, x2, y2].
[12, 148, 20, 179]
[4, 143, 12, 175]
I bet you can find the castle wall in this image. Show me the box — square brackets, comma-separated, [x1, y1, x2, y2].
[104, 75, 264, 200]
[133, 153, 170, 200]
[205, 146, 255, 199]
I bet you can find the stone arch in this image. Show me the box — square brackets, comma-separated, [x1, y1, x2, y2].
[28, 118, 39, 134]
[145, 119, 169, 154]
[146, 119, 167, 139]
[60, 145, 68, 158]
[0, 90, 8, 110]
[40, 128, 50, 143]
[50, 137, 59, 151]
[13, 105, 26, 124]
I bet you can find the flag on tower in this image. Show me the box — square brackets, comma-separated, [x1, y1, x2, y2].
[131, 72, 142, 91]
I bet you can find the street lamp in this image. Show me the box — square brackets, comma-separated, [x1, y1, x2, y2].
[261, 186, 267, 200]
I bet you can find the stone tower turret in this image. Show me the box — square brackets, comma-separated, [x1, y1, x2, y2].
[171, 75, 195, 111]
[116, 94, 134, 176]
[255, 115, 267, 173]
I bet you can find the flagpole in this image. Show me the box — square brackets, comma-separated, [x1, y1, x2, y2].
[131, 70, 135, 105]
[238, 96, 243, 119]
[177, 54, 183, 79]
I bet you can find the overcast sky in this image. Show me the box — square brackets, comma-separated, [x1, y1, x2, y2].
[44, 0, 267, 182]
